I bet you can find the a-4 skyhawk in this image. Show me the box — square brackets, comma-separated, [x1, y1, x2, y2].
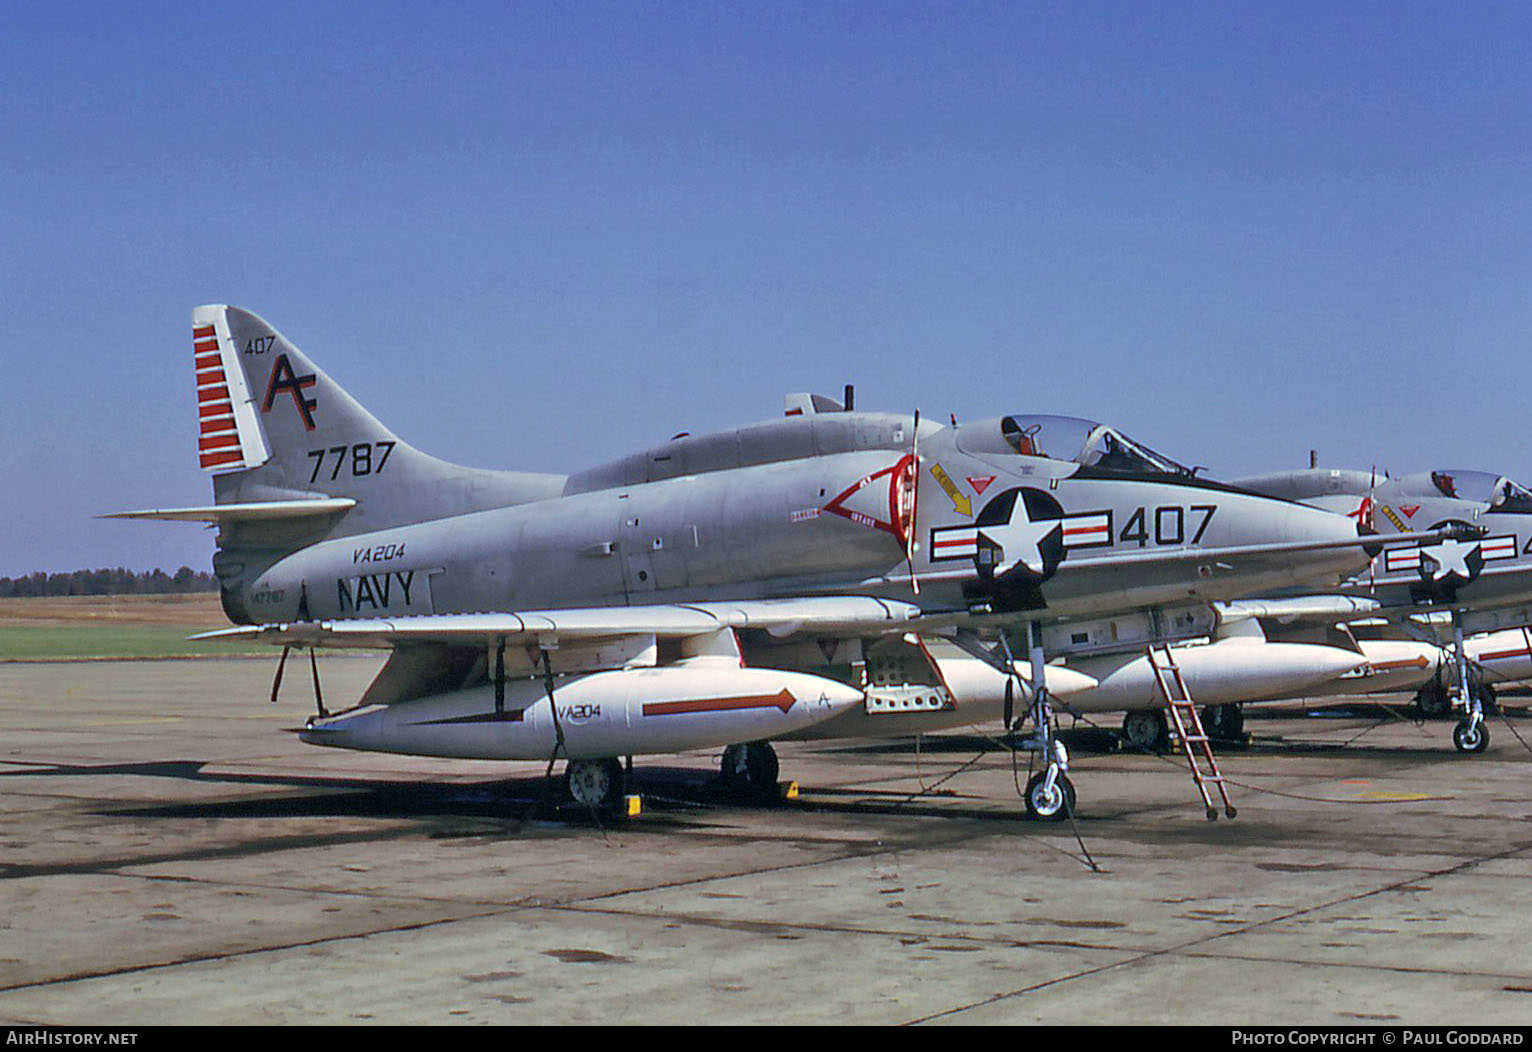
[1234, 466, 1532, 752]
[111, 306, 1449, 819]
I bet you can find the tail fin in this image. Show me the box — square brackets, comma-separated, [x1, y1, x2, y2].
[192, 305, 564, 532]
[195, 304, 407, 492]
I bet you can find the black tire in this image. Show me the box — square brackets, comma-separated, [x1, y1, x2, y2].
[1121, 709, 1169, 753]
[566, 757, 624, 809]
[720, 741, 780, 799]
[1414, 679, 1451, 720]
[1201, 703, 1245, 745]
[1452, 719, 1489, 754]
[1479, 683, 1500, 716]
[1024, 771, 1076, 821]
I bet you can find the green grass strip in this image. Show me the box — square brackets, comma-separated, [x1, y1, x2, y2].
[0, 625, 272, 661]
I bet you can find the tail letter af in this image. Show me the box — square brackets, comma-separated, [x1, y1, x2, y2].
[264, 354, 318, 431]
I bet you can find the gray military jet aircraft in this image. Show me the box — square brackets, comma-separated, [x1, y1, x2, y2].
[1233, 466, 1532, 751]
[112, 306, 1443, 819]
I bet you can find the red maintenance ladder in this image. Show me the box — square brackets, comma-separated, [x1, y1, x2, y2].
[1147, 645, 1237, 821]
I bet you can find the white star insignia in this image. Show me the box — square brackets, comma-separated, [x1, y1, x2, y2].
[1420, 538, 1478, 581]
[978, 501, 1059, 577]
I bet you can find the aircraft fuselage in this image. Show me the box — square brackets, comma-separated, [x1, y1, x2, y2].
[224, 414, 1367, 629]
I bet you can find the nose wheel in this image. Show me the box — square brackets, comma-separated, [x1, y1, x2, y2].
[1445, 610, 1491, 756]
[1452, 717, 1489, 754]
[1000, 623, 1081, 823]
[1024, 770, 1076, 821]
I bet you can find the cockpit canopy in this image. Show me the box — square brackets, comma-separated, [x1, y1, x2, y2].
[1404, 469, 1532, 513]
[981, 414, 1196, 478]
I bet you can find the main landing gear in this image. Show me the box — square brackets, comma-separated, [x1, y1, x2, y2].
[1121, 704, 1244, 752]
[1201, 702, 1246, 745]
[565, 743, 788, 813]
[565, 757, 627, 810]
[1121, 709, 1170, 753]
[1413, 677, 1453, 720]
[534, 645, 637, 815]
[718, 741, 782, 801]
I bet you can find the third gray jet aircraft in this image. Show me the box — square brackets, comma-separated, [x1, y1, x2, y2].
[1234, 465, 1532, 752]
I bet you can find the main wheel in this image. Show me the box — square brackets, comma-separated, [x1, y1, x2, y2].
[1121, 709, 1169, 752]
[1479, 683, 1499, 716]
[1452, 719, 1489, 754]
[566, 757, 624, 808]
[1024, 771, 1076, 821]
[1414, 679, 1451, 720]
[719, 741, 780, 798]
[1201, 703, 1245, 744]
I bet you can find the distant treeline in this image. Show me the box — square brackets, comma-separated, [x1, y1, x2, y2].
[0, 567, 217, 598]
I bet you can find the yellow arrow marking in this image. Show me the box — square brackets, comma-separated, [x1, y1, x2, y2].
[929, 463, 972, 517]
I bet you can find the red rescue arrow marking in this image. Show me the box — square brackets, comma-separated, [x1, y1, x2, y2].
[642, 689, 797, 717]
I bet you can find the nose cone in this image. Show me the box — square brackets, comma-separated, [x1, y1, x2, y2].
[1250, 497, 1376, 589]
[1279, 499, 1369, 545]
[768, 671, 867, 727]
[300, 706, 387, 751]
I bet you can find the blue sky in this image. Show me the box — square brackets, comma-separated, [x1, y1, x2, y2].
[2, 1, 1529, 576]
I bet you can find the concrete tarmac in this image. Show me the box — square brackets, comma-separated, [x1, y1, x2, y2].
[2, 655, 1531, 1026]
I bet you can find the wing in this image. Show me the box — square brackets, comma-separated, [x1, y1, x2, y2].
[193, 595, 923, 650]
[197, 596, 925, 711]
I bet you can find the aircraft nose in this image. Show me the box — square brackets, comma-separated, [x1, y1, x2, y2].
[1273, 497, 1362, 541]
[1279, 502, 1375, 580]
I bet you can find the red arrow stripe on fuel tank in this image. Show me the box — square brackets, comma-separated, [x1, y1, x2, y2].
[643, 689, 796, 717]
[1370, 656, 1430, 671]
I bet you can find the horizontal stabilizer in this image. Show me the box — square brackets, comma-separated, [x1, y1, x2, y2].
[102, 498, 357, 523]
